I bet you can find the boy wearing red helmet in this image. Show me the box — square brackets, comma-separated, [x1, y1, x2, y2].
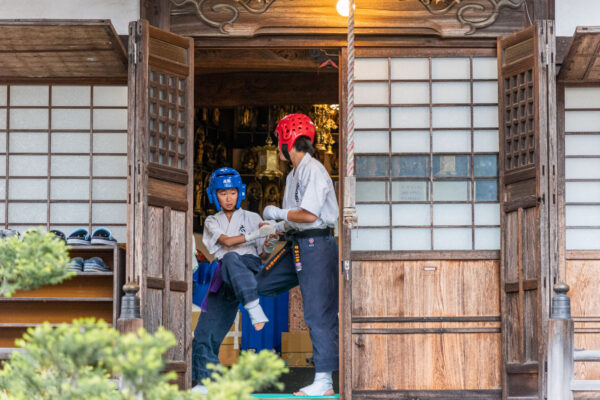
[257, 113, 339, 396]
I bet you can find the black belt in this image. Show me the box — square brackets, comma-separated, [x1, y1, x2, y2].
[264, 227, 333, 273]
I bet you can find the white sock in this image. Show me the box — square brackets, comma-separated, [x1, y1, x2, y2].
[244, 299, 269, 325]
[191, 384, 207, 394]
[298, 371, 333, 396]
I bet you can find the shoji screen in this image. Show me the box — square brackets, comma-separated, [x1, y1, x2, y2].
[0, 85, 127, 242]
[351, 56, 500, 251]
[564, 87, 600, 250]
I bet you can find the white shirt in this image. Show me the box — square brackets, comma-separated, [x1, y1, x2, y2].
[203, 209, 264, 260]
[283, 153, 339, 230]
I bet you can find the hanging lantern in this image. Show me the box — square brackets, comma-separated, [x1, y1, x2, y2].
[256, 136, 283, 180]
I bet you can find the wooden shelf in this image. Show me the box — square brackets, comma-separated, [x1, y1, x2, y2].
[74, 271, 114, 276]
[68, 245, 119, 251]
[0, 297, 112, 302]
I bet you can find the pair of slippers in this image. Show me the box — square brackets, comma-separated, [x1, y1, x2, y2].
[68, 257, 111, 273]
[67, 227, 117, 246]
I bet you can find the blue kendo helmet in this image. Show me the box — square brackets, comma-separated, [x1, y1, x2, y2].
[206, 167, 247, 211]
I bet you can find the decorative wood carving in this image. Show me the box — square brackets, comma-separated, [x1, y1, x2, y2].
[170, 0, 275, 34]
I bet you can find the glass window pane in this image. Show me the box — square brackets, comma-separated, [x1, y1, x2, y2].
[93, 133, 127, 153]
[9, 179, 47, 200]
[474, 155, 498, 177]
[473, 106, 498, 128]
[475, 228, 500, 250]
[0, 202, 4, 223]
[52, 109, 90, 130]
[566, 182, 600, 203]
[93, 203, 126, 224]
[52, 86, 91, 106]
[10, 109, 48, 130]
[392, 181, 429, 201]
[10, 86, 49, 106]
[356, 131, 388, 153]
[0, 179, 4, 198]
[474, 203, 500, 225]
[433, 155, 470, 177]
[566, 205, 600, 226]
[566, 229, 600, 250]
[0, 156, 5, 175]
[355, 58, 388, 80]
[351, 228, 390, 251]
[93, 109, 127, 130]
[51, 179, 90, 200]
[10, 155, 48, 176]
[432, 131, 470, 153]
[0, 109, 6, 130]
[356, 204, 390, 226]
[93, 156, 127, 177]
[8, 203, 46, 224]
[565, 111, 600, 132]
[93, 86, 127, 107]
[51, 155, 90, 177]
[392, 228, 431, 250]
[474, 130, 499, 152]
[51, 132, 90, 153]
[475, 180, 498, 201]
[432, 58, 470, 80]
[392, 204, 430, 226]
[51, 203, 89, 224]
[432, 82, 470, 104]
[390, 58, 429, 80]
[392, 155, 429, 177]
[566, 159, 600, 179]
[391, 130, 429, 153]
[433, 181, 470, 201]
[433, 204, 471, 226]
[566, 135, 600, 156]
[355, 107, 389, 129]
[391, 107, 429, 128]
[356, 181, 388, 202]
[472, 58, 497, 79]
[434, 228, 471, 250]
[0, 85, 6, 106]
[356, 156, 389, 177]
[92, 179, 127, 201]
[473, 81, 498, 104]
[0, 132, 4, 152]
[565, 87, 600, 109]
[432, 107, 470, 128]
[391, 82, 429, 104]
[10, 132, 48, 153]
[355, 82, 388, 105]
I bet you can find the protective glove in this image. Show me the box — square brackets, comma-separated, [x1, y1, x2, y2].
[264, 220, 289, 233]
[263, 235, 279, 254]
[244, 224, 276, 242]
[263, 205, 290, 221]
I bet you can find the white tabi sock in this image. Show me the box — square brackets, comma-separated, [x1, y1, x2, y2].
[298, 371, 333, 396]
[244, 299, 269, 325]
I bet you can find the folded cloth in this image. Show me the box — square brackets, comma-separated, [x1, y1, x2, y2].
[90, 227, 117, 246]
[67, 228, 91, 245]
[67, 257, 84, 272]
[83, 257, 110, 272]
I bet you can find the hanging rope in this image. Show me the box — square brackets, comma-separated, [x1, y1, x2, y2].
[346, 0, 355, 177]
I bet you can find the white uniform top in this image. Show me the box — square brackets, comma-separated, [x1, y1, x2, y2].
[203, 209, 264, 260]
[283, 153, 339, 231]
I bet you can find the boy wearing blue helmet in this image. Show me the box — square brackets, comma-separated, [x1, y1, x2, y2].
[192, 167, 277, 392]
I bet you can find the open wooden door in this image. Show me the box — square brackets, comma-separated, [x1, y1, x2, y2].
[498, 21, 557, 399]
[127, 20, 194, 388]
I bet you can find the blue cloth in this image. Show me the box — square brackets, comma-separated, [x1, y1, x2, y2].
[193, 261, 218, 307]
[239, 292, 289, 352]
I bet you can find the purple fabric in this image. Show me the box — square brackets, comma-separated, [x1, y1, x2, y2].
[200, 261, 223, 312]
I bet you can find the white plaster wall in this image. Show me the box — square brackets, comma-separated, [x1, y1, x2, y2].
[0, 0, 139, 35]
[555, 0, 600, 37]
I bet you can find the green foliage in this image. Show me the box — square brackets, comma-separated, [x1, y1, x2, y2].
[203, 350, 288, 400]
[0, 319, 198, 400]
[0, 229, 73, 297]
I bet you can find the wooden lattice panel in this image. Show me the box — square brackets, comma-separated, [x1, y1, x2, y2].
[503, 69, 535, 172]
[148, 68, 187, 169]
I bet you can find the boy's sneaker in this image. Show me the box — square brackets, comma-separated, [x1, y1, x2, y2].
[90, 227, 117, 246]
[0, 229, 21, 240]
[67, 228, 91, 245]
[67, 257, 84, 272]
[83, 257, 110, 273]
[50, 230, 66, 243]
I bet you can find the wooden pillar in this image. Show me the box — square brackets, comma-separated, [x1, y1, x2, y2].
[116, 282, 143, 334]
[141, 0, 171, 30]
[547, 283, 574, 400]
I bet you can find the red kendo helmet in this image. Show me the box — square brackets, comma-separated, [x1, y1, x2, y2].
[275, 114, 315, 161]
